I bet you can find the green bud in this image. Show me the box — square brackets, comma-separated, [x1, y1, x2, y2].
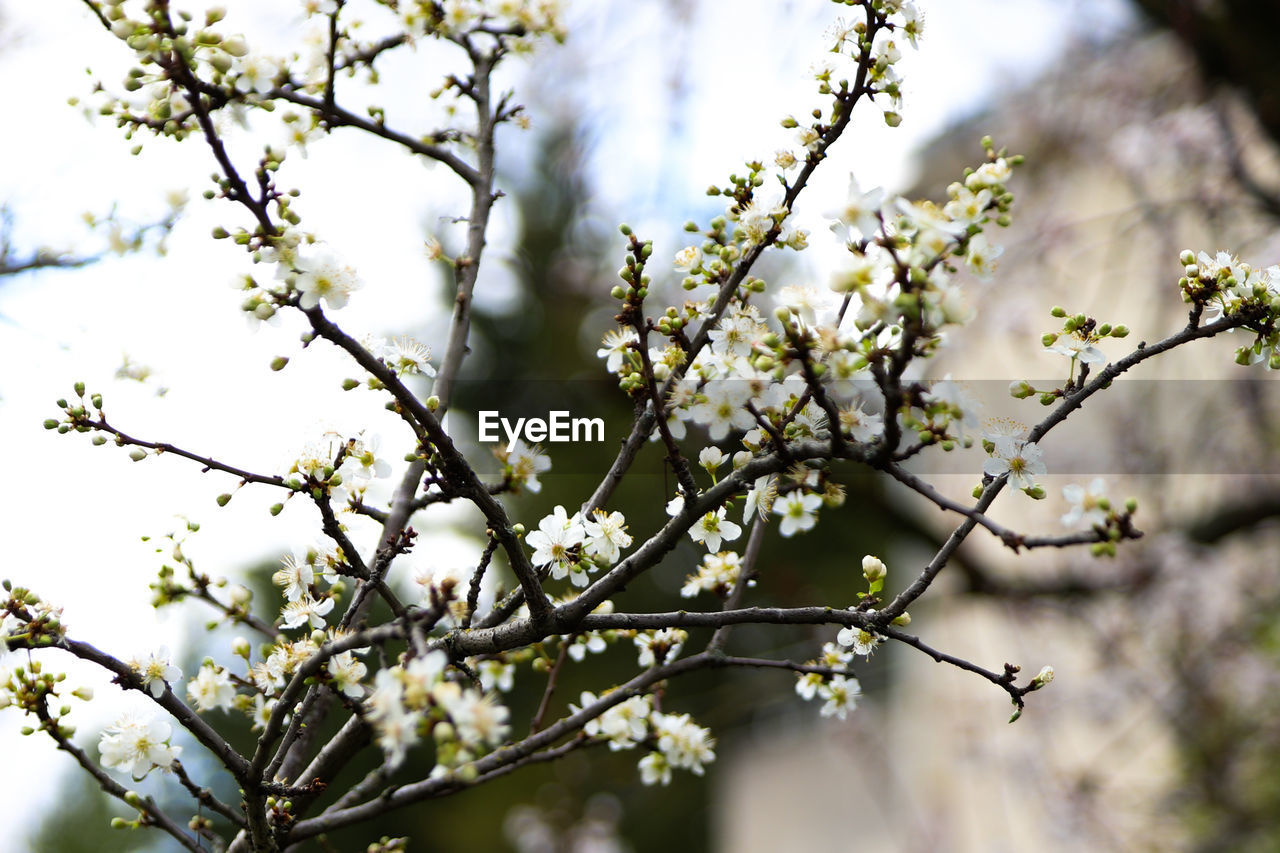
[216, 493, 232, 507]
[1125, 497, 1138, 514]
[1023, 485, 1046, 500]
[1050, 306, 1067, 318]
[1041, 333, 1058, 347]
[341, 378, 359, 391]
[427, 396, 440, 411]
[1039, 393, 1057, 406]
[74, 381, 85, 397]
[1097, 324, 1111, 336]
[618, 223, 632, 236]
[269, 503, 284, 516]
[1179, 249, 1195, 265]
[1110, 325, 1129, 338]
[270, 356, 289, 371]
[43, 419, 59, 430]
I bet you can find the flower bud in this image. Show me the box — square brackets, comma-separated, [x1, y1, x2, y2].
[861, 555, 887, 582]
[1009, 380, 1035, 399]
[128, 448, 147, 462]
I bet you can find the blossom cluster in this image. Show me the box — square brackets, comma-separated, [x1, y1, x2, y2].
[365, 649, 511, 770]
[571, 691, 716, 787]
[526, 505, 633, 588]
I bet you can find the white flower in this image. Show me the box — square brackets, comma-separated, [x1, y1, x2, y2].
[839, 405, 883, 442]
[385, 337, 436, 377]
[817, 674, 862, 720]
[927, 377, 983, 439]
[1062, 478, 1109, 528]
[582, 509, 632, 565]
[290, 248, 361, 310]
[99, 712, 181, 779]
[500, 438, 552, 493]
[635, 628, 687, 668]
[597, 328, 639, 374]
[983, 437, 1047, 491]
[964, 233, 1003, 281]
[566, 632, 607, 662]
[795, 672, 823, 701]
[651, 711, 715, 776]
[526, 506, 587, 583]
[339, 435, 392, 487]
[187, 665, 236, 712]
[579, 692, 651, 750]
[776, 284, 830, 328]
[639, 751, 671, 786]
[681, 551, 743, 598]
[273, 552, 315, 602]
[280, 595, 335, 629]
[233, 52, 279, 96]
[689, 508, 742, 553]
[372, 706, 421, 768]
[439, 688, 510, 747]
[674, 246, 701, 272]
[827, 174, 884, 240]
[830, 248, 886, 294]
[1048, 332, 1107, 365]
[698, 446, 726, 472]
[944, 187, 992, 226]
[735, 196, 785, 246]
[129, 649, 181, 698]
[327, 651, 367, 699]
[743, 476, 776, 523]
[776, 491, 823, 537]
[477, 660, 515, 693]
[689, 382, 755, 440]
[836, 623, 879, 657]
[965, 158, 1013, 191]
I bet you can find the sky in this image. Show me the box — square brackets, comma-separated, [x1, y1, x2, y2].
[0, 0, 1132, 844]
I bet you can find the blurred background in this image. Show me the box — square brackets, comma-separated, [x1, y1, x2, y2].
[4, 0, 1280, 850]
